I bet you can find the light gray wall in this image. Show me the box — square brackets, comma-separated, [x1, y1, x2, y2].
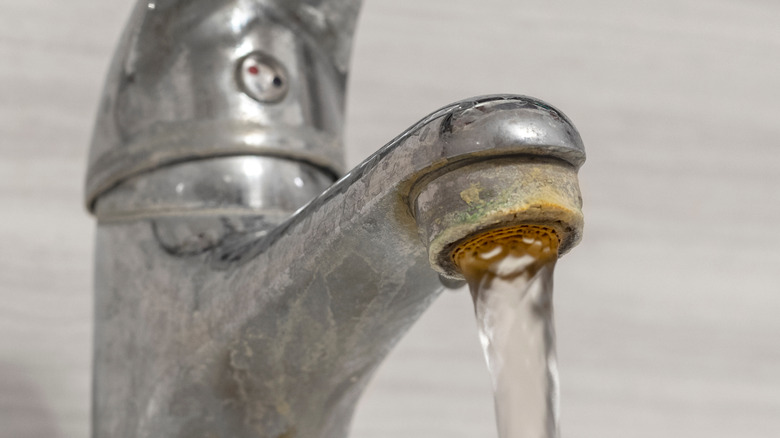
[2, 0, 779, 437]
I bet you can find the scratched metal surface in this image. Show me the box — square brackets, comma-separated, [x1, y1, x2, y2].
[1, 0, 779, 437]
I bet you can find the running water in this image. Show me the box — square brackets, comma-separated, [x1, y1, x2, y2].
[454, 227, 560, 438]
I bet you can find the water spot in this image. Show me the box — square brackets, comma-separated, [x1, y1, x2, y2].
[460, 183, 483, 205]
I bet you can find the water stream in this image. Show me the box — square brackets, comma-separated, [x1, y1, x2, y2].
[454, 227, 560, 438]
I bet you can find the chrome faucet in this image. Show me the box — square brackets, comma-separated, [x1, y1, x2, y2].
[85, 1, 586, 437]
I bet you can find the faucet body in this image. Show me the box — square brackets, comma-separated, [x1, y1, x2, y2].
[86, 1, 585, 437]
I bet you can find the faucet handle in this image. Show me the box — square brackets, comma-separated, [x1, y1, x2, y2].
[85, 0, 365, 212]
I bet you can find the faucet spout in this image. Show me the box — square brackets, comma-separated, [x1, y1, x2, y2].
[90, 95, 584, 437]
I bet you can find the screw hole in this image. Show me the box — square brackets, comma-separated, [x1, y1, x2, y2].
[238, 51, 288, 102]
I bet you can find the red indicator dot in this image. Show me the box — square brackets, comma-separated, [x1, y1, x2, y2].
[247, 66, 259, 75]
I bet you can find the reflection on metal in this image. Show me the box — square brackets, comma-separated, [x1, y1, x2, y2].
[85, 1, 585, 437]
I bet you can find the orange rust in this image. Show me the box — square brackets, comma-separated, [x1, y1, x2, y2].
[452, 225, 560, 274]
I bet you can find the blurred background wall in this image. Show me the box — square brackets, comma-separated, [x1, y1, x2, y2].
[1, 0, 779, 437]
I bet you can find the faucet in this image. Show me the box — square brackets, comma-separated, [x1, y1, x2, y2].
[84, 1, 585, 437]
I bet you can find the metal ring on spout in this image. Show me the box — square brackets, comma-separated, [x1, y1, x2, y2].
[412, 156, 584, 279]
[403, 95, 586, 279]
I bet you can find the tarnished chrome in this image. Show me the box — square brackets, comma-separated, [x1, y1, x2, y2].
[85, 1, 586, 437]
[89, 95, 585, 437]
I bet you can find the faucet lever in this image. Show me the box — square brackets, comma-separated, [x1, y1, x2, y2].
[85, 0, 365, 215]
